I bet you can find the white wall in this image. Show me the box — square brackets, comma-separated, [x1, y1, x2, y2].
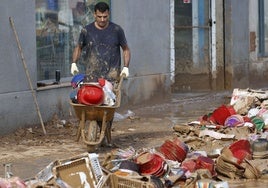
[111, 0, 172, 105]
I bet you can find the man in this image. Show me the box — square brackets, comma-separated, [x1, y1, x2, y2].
[71, 2, 131, 82]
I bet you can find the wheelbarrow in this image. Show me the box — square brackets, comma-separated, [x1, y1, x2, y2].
[70, 75, 125, 151]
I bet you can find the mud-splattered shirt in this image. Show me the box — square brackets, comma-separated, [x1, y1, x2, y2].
[78, 22, 127, 82]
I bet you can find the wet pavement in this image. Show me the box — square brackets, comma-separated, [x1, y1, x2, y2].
[131, 91, 231, 122]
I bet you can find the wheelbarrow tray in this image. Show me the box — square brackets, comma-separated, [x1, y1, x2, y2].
[70, 101, 119, 123]
[70, 80, 121, 121]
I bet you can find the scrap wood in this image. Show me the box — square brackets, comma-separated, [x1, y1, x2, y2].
[223, 126, 252, 140]
[173, 124, 192, 134]
[173, 124, 200, 136]
[182, 137, 203, 144]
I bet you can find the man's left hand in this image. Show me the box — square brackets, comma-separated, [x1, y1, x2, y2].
[120, 67, 129, 77]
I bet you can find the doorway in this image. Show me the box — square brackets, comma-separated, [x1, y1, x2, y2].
[172, 0, 212, 92]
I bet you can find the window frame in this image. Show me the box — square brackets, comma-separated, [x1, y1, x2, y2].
[258, 0, 268, 57]
[35, 0, 111, 84]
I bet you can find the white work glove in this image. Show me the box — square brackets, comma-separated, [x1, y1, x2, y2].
[71, 63, 79, 75]
[120, 67, 129, 78]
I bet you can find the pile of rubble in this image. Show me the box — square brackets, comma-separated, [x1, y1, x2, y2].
[1, 88, 268, 187]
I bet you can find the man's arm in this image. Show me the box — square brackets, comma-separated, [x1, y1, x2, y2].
[122, 45, 131, 67]
[72, 45, 82, 63]
[120, 45, 131, 77]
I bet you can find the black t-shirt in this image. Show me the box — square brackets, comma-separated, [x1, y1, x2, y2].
[78, 22, 127, 82]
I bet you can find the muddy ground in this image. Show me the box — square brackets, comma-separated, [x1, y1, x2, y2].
[1, 91, 268, 187]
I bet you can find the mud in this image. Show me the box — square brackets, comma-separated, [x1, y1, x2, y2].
[1, 91, 268, 187]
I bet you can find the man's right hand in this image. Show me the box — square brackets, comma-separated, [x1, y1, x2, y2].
[71, 63, 79, 75]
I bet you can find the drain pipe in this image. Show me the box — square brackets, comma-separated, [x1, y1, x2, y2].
[211, 0, 217, 90]
[170, 0, 175, 83]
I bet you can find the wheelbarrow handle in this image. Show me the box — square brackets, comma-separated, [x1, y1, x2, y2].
[114, 73, 126, 92]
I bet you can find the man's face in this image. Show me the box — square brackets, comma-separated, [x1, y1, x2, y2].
[94, 10, 109, 29]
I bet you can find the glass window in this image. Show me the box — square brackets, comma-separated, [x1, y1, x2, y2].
[259, 0, 268, 56]
[35, 0, 110, 82]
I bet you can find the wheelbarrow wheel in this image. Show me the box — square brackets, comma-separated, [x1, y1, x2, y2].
[87, 121, 98, 142]
[84, 121, 99, 152]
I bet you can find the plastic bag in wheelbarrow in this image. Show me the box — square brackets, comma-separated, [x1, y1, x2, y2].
[77, 83, 104, 105]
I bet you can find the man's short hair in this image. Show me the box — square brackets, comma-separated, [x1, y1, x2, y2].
[94, 2, 110, 13]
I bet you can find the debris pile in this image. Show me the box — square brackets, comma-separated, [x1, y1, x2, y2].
[70, 74, 117, 106]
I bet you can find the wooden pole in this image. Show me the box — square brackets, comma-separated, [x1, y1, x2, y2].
[9, 17, 46, 135]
